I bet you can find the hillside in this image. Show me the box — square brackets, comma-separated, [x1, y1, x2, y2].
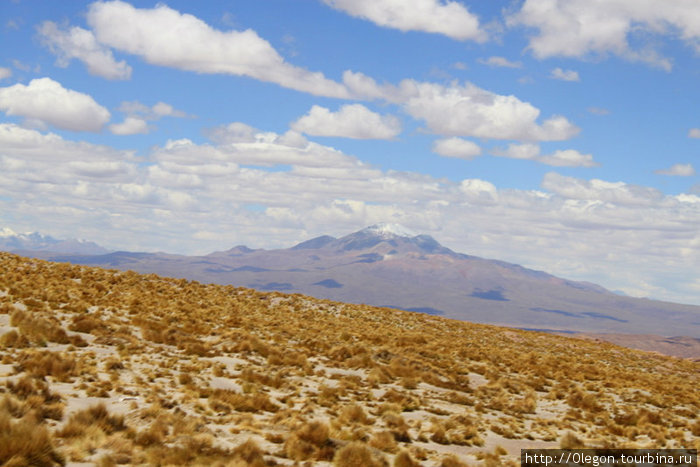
[24, 224, 700, 339]
[0, 252, 698, 466]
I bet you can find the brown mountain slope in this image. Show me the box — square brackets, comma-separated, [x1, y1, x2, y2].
[40, 225, 700, 338]
[0, 252, 698, 466]
[561, 333, 700, 361]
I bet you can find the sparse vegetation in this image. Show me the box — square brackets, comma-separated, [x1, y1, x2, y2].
[0, 252, 697, 465]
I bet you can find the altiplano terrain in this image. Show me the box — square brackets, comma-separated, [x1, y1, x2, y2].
[9, 224, 700, 358]
[0, 252, 698, 466]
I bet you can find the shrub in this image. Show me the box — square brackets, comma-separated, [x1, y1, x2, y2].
[14, 351, 77, 381]
[339, 404, 371, 425]
[440, 454, 470, 467]
[333, 442, 386, 467]
[0, 407, 64, 467]
[231, 439, 266, 467]
[10, 310, 69, 345]
[560, 431, 585, 449]
[0, 330, 29, 348]
[68, 315, 104, 334]
[369, 431, 398, 453]
[57, 403, 126, 438]
[209, 389, 278, 413]
[394, 450, 420, 467]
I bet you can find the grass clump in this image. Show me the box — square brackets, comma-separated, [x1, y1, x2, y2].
[57, 403, 126, 438]
[333, 441, 386, 467]
[0, 405, 64, 467]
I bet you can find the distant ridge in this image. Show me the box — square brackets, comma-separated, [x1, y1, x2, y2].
[0, 227, 111, 255]
[5, 224, 700, 340]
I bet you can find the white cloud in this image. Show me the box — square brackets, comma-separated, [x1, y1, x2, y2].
[478, 56, 522, 68]
[86, 0, 349, 98]
[655, 163, 696, 176]
[109, 100, 189, 135]
[688, 128, 700, 138]
[291, 104, 401, 139]
[493, 142, 540, 160]
[538, 149, 598, 167]
[206, 122, 258, 144]
[0, 77, 110, 132]
[432, 137, 481, 159]
[151, 102, 186, 118]
[2, 122, 700, 304]
[542, 172, 663, 206]
[37, 21, 132, 80]
[459, 179, 498, 205]
[165, 123, 359, 169]
[321, 0, 486, 42]
[109, 117, 150, 135]
[508, 0, 700, 70]
[550, 67, 580, 82]
[493, 143, 598, 167]
[0, 68, 11, 80]
[400, 81, 579, 140]
[0, 123, 134, 184]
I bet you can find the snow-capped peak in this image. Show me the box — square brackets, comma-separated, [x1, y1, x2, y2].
[363, 223, 417, 238]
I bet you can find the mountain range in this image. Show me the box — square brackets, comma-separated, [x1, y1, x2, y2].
[3, 223, 700, 340]
[0, 227, 110, 256]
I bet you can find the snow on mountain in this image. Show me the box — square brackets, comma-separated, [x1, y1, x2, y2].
[0, 228, 111, 255]
[362, 223, 417, 238]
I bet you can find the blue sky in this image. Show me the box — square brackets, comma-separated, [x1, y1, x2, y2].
[0, 0, 699, 305]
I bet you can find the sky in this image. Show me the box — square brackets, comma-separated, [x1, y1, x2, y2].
[0, 0, 699, 305]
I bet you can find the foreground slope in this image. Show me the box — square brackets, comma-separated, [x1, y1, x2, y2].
[0, 252, 698, 466]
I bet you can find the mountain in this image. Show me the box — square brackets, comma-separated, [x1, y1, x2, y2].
[23, 223, 700, 340]
[0, 227, 111, 255]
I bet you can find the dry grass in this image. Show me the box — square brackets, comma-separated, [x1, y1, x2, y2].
[0, 251, 697, 465]
[0, 404, 64, 467]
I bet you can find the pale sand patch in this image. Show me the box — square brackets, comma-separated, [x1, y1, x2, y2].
[210, 376, 242, 391]
[0, 364, 13, 376]
[210, 355, 249, 369]
[480, 430, 559, 455]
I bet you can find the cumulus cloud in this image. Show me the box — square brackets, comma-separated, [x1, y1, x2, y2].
[655, 163, 696, 176]
[86, 0, 348, 98]
[550, 67, 580, 82]
[291, 104, 401, 139]
[117, 101, 188, 120]
[168, 123, 360, 169]
[109, 117, 150, 135]
[37, 21, 132, 80]
[2, 122, 700, 304]
[542, 172, 663, 206]
[432, 137, 481, 159]
[110, 100, 189, 135]
[0, 77, 110, 132]
[459, 178, 498, 205]
[399, 81, 579, 140]
[688, 128, 700, 138]
[508, 0, 700, 70]
[321, 0, 486, 42]
[478, 56, 522, 68]
[0, 68, 11, 80]
[493, 143, 598, 167]
[0, 123, 134, 181]
[538, 149, 598, 167]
